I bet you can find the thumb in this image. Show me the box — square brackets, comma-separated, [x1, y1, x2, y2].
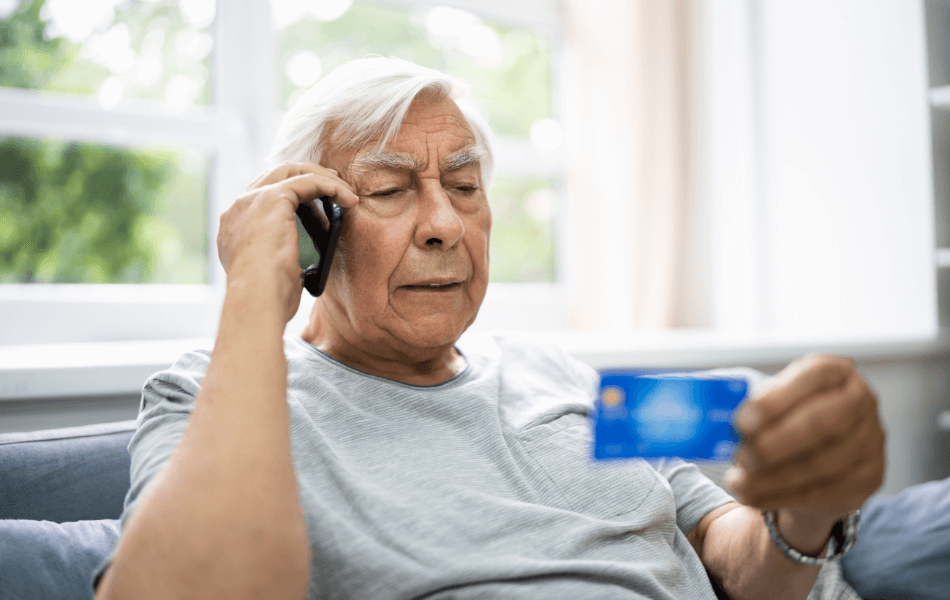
[734, 354, 853, 437]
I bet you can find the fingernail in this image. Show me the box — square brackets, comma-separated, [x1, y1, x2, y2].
[736, 406, 762, 434]
[736, 446, 757, 472]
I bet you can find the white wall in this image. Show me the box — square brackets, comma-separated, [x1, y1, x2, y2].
[756, 0, 936, 338]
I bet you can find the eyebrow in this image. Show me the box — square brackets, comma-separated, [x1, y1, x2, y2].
[442, 146, 486, 172]
[349, 145, 486, 178]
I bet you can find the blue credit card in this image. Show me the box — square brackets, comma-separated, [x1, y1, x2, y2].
[592, 371, 749, 461]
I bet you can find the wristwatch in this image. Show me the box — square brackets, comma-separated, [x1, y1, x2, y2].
[762, 509, 861, 565]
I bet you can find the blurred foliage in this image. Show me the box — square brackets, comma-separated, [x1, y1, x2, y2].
[279, 0, 553, 138]
[0, 138, 207, 283]
[0, 0, 211, 103]
[0, 0, 69, 90]
[488, 177, 557, 283]
[0, 0, 208, 284]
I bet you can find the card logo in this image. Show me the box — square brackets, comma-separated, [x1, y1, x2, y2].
[600, 385, 625, 408]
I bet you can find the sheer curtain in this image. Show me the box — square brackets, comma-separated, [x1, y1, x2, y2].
[563, 0, 707, 331]
[562, 0, 936, 341]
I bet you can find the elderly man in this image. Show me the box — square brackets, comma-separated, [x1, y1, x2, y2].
[93, 58, 884, 600]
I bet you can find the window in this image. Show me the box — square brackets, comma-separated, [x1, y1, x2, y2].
[0, 0, 231, 345]
[0, 0, 567, 347]
[4, 0, 931, 353]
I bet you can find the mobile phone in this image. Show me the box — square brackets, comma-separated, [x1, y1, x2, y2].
[295, 196, 343, 297]
[592, 371, 748, 461]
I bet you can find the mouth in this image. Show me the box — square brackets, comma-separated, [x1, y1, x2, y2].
[401, 279, 464, 291]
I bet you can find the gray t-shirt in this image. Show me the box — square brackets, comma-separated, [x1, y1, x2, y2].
[100, 333, 735, 599]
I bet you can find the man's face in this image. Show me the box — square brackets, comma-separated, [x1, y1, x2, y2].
[320, 95, 491, 358]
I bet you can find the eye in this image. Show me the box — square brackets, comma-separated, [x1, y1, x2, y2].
[371, 188, 402, 197]
[453, 185, 479, 194]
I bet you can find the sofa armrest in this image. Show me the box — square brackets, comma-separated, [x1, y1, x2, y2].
[0, 420, 136, 522]
[0, 519, 120, 600]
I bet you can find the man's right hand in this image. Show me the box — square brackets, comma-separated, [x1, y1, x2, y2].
[216, 162, 359, 323]
[97, 161, 357, 600]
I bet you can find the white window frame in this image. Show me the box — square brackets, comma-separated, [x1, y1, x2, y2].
[0, 0, 278, 345]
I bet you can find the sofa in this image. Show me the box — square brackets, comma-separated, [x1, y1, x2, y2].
[1, 420, 947, 600]
[0, 421, 134, 600]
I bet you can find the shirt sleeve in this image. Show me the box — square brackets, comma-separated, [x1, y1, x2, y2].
[651, 458, 736, 535]
[91, 349, 211, 591]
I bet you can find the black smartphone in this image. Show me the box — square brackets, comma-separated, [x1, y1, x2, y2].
[295, 196, 343, 297]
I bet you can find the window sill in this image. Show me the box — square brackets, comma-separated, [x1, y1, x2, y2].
[545, 329, 950, 371]
[3, 330, 950, 402]
[0, 338, 212, 401]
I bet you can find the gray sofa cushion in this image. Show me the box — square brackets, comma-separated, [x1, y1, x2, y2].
[841, 476, 950, 600]
[0, 421, 136, 522]
[0, 519, 120, 600]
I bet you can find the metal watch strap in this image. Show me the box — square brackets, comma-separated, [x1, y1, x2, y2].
[762, 509, 861, 565]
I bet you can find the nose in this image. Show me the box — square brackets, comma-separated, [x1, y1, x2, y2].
[413, 180, 464, 250]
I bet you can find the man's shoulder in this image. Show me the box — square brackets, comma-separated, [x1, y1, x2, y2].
[144, 347, 213, 394]
[460, 331, 600, 430]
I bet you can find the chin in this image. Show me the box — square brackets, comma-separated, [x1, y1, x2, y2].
[409, 321, 468, 348]
[387, 314, 473, 355]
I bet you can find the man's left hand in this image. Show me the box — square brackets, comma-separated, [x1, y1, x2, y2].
[725, 354, 885, 530]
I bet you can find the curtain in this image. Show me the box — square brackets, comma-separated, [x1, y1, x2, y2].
[563, 0, 707, 331]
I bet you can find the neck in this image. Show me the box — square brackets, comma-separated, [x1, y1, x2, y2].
[300, 302, 467, 387]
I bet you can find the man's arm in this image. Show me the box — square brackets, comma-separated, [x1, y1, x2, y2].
[687, 503, 831, 600]
[687, 354, 885, 600]
[96, 163, 359, 600]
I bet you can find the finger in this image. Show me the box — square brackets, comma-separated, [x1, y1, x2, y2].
[249, 162, 357, 197]
[246, 162, 310, 190]
[741, 372, 872, 472]
[736, 415, 881, 503]
[735, 354, 853, 436]
[248, 162, 319, 189]
[269, 173, 359, 209]
[743, 454, 884, 510]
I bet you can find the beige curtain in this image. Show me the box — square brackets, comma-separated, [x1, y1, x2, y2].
[563, 0, 705, 331]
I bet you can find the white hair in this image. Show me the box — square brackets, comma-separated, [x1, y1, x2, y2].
[267, 57, 494, 185]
